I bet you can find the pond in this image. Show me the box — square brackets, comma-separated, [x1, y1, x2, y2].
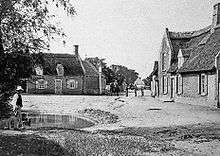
[21, 110, 96, 129]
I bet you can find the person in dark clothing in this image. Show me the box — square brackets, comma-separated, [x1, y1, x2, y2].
[125, 83, 129, 97]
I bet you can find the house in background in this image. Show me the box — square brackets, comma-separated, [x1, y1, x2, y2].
[26, 45, 106, 95]
[157, 3, 220, 107]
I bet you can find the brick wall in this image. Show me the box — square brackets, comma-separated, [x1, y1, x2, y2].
[62, 76, 83, 95]
[27, 75, 56, 94]
[207, 74, 216, 101]
[27, 75, 83, 94]
[176, 73, 217, 107]
[83, 76, 106, 94]
[182, 74, 200, 98]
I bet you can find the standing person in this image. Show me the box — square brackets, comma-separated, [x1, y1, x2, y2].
[125, 83, 129, 97]
[141, 87, 144, 96]
[134, 77, 145, 97]
[114, 80, 119, 96]
[134, 84, 137, 97]
[11, 86, 24, 130]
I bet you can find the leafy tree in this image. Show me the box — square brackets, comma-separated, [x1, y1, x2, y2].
[110, 65, 139, 85]
[85, 57, 116, 84]
[142, 77, 151, 88]
[86, 57, 139, 86]
[0, 0, 75, 119]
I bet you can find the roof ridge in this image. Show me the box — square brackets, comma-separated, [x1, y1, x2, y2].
[169, 25, 211, 39]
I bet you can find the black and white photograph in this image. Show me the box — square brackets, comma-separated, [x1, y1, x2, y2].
[0, 0, 220, 155]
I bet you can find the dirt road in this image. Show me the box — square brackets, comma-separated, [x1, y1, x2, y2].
[0, 94, 219, 155]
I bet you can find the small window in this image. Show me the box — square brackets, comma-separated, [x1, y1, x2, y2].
[163, 75, 168, 94]
[67, 79, 78, 89]
[56, 63, 64, 76]
[198, 74, 208, 95]
[35, 66, 43, 76]
[177, 74, 183, 94]
[162, 53, 166, 71]
[36, 79, 47, 89]
[200, 74, 208, 95]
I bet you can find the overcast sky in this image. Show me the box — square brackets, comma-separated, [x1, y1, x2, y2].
[49, 0, 219, 78]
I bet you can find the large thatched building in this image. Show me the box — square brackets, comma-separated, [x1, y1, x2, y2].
[25, 45, 106, 95]
[156, 3, 220, 107]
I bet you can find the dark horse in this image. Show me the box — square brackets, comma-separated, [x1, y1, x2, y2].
[110, 82, 120, 96]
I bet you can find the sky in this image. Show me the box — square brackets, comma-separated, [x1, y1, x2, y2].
[49, 0, 220, 78]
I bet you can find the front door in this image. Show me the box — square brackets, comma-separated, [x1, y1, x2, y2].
[156, 80, 159, 97]
[55, 79, 62, 94]
[171, 78, 175, 99]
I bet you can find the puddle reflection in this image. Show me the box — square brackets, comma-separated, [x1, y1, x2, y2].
[27, 113, 95, 129]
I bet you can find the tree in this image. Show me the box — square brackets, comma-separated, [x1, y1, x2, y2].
[110, 65, 139, 85]
[0, 0, 75, 119]
[142, 77, 151, 88]
[85, 57, 116, 84]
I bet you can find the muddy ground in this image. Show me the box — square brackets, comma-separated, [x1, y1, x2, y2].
[0, 122, 220, 156]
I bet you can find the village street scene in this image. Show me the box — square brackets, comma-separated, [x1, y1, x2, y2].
[0, 0, 220, 156]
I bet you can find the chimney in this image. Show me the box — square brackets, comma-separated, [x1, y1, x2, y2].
[211, 3, 220, 32]
[74, 45, 79, 56]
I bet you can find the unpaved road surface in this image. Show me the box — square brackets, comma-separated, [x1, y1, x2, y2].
[23, 93, 220, 129]
[0, 93, 220, 155]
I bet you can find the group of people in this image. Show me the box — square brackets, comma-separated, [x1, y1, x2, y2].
[125, 83, 144, 97]
[108, 77, 145, 97]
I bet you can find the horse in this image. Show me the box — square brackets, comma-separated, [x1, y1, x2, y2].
[110, 82, 120, 96]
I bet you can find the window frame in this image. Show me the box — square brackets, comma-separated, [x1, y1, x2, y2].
[162, 75, 168, 95]
[67, 79, 78, 90]
[177, 74, 183, 95]
[36, 79, 47, 90]
[200, 73, 208, 96]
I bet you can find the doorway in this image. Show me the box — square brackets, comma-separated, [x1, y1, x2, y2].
[55, 79, 62, 94]
[171, 78, 175, 99]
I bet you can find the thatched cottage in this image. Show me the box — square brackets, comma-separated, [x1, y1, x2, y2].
[157, 3, 220, 107]
[25, 45, 106, 95]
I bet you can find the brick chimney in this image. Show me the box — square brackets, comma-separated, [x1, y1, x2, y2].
[74, 45, 79, 56]
[211, 3, 220, 32]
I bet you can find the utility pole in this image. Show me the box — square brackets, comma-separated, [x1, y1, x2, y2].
[98, 62, 102, 95]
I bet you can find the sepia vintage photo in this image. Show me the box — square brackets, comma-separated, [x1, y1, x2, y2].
[0, 0, 220, 155]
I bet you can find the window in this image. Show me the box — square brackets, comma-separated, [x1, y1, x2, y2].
[36, 79, 47, 89]
[162, 53, 166, 71]
[67, 79, 78, 89]
[199, 74, 208, 95]
[178, 56, 184, 68]
[163, 75, 168, 94]
[56, 63, 64, 76]
[35, 66, 43, 76]
[177, 75, 183, 94]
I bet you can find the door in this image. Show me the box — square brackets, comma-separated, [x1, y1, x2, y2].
[55, 79, 63, 94]
[156, 80, 159, 97]
[171, 78, 175, 99]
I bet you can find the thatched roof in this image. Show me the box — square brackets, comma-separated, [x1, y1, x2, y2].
[32, 53, 101, 77]
[166, 25, 220, 73]
[82, 60, 99, 76]
[179, 28, 220, 73]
